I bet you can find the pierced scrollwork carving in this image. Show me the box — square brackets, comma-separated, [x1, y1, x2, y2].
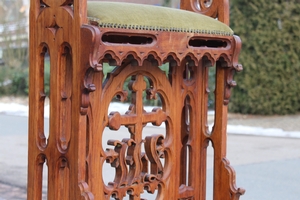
[105, 140, 129, 187]
[100, 66, 170, 199]
[144, 134, 165, 178]
[103, 135, 166, 198]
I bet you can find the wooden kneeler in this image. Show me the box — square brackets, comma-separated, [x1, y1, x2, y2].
[28, 0, 245, 199]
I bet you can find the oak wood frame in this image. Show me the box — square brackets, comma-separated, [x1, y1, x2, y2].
[28, 0, 245, 199]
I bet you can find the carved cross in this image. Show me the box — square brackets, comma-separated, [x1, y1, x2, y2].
[107, 74, 167, 186]
[108, 74, 167, 132]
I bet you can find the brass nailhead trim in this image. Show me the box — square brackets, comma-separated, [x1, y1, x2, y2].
[88, 17, 233, 36]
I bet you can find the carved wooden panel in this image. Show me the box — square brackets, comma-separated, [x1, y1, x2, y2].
[77, 23, 245, 199]
[101, 63, 171, 199]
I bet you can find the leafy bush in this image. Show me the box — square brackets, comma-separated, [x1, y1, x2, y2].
[10, 67, 29, 95]
[0, 66, 29, 96]
[229, 0, 300, 115]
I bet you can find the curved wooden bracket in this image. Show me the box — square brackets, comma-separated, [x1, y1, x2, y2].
[80, 25, 102, 115]
[222, 158, 246, 199]
[223, 35, 243, 105]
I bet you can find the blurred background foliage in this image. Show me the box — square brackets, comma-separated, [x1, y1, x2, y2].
[0, 0, 28, 96]
[229, 0, 300, 115]
[0, 0, 299, 115]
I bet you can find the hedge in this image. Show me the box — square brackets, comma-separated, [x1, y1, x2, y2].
[229, 0, 300, 115]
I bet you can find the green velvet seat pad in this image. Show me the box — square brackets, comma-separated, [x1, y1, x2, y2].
[87, 1, 233, 36]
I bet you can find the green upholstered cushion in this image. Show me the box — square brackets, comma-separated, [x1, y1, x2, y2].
[87, 1, 233, 36]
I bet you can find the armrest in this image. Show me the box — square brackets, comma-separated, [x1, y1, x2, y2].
[180, 0, 229, 25]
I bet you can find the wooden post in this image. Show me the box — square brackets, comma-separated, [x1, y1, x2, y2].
[28, 0, 91, 199]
